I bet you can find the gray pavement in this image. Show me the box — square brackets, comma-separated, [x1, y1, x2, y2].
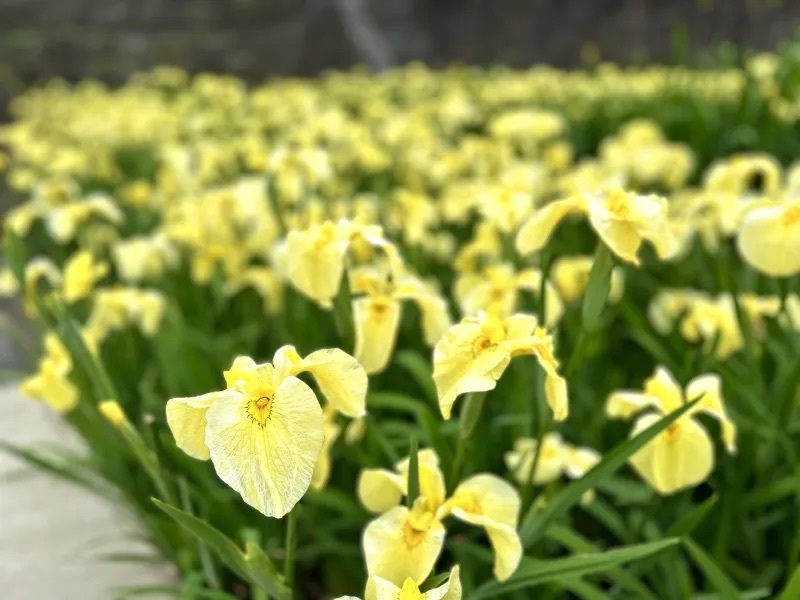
[0, 384, 176, 599]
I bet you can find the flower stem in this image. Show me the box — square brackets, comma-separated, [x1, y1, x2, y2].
[284, 507, 299, 589]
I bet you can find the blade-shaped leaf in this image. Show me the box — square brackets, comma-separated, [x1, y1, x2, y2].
[666, 494, 718, 537]
[153, 498, 291, 600]
[778, 566, 800, 600]
[682, 537, 740, 600]
[520, 399, 698, 547]
[469, 538, 679, 599]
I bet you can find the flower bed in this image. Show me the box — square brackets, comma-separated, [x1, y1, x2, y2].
[1, 56, 799, 599]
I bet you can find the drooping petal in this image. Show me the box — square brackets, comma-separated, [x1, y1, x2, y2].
[285, 226, 348, 308]
[445, 474, 520, 528]
[362, 505, 446, 587]
[544, 373, 569, 421]
[358, 468, 406, 513]
[204, 376, 324, 517]
[686, 374, 736, 453]
[299, 348, 368, 417]
[515, 197, 586, 256]
[311, 408, 341, 490]
[447, 507, 522, 581]
[564, 446, 601, 479]
[166, 391, 232, 460]
[353, 296, 402, 375]
[628, 413, 714, 495]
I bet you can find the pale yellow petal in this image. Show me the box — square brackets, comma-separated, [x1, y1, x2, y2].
[204, 376, 323, 517]
[447, 474, 520, 528]
[629, 414, 714, 495]
[285, 228, 347, 308]
[448, 508, 522, 581]
[515, 198, 585, 255]
[504, 435, 567, 485]
[166, 391, 230, 460]
[354, 296, 402, 375]
[362, 505, 446, 586]
[223, 356, 258, 388]
[544, 373, 569, 421]
[606, 391, 662, 419]
[358, 468, 406, 513]
[300, 348, 368, 418]
[311, 416, 341, 490]
[686, 373, 736, 453]
[438, 565, 462, 600]
[564, 446, 601, 479]
[737, 203, 800, 277]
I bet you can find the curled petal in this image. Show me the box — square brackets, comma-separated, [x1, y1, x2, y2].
[166, 391, 232, 460]
[516, 198, 585, 256]
[205, 377, 323, 517]
[686, 373, 736, 453]
[300, 348, 368, 418]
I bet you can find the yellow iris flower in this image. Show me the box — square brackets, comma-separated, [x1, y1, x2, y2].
[454, 263, 563, 325]
[283, 219, 399, 309]
[351, 266, 451, 374]
[737, 200, 800, 277]
[166, 345, 367, 517]
[433, 311, 568, 421]
[607, 367, 736, 495]
[515, 189, 677, 265]
[62, 250, 108, 303]
[336, 565, 461, 600]
[21, 333, 78, 413]
[505, 433, 600, 486]
[359, 449, 522, 584]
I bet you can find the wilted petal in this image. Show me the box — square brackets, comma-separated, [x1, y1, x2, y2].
[205, 376, 323, 517]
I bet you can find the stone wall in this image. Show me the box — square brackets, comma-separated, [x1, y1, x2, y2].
[0, 0, 798, 110]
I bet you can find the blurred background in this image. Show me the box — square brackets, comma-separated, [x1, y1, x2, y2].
[0, 0, 799, 369]
[1, 0, 799, 118]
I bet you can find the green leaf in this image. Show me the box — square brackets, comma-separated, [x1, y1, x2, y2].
[153, 498, 250, 579]
[245, 540, 293, 600]
[778, 566, 800, 600]
[666, 494, 718, 537]
[582, 243, 615, 330]
[545, 525, 658, 599]
[682, 537, 740, 600]
[153, 499, 291, 599]
[407, 435, 420, 507]
[520, 399, 698, 547]
[469, 538, 679, 599]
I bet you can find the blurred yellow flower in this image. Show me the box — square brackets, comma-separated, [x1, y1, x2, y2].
[21, 333, 78, 413]
[505, 433, 600, 486]
[454, 263, 563, 325]
[433, 312, 568, 421]
[737, 201, 800, 277]
[351, 266, 451, 374]
[607, 367, 736, 495]
[63, 250, 108, 303]
[516, 189, 677, 265]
